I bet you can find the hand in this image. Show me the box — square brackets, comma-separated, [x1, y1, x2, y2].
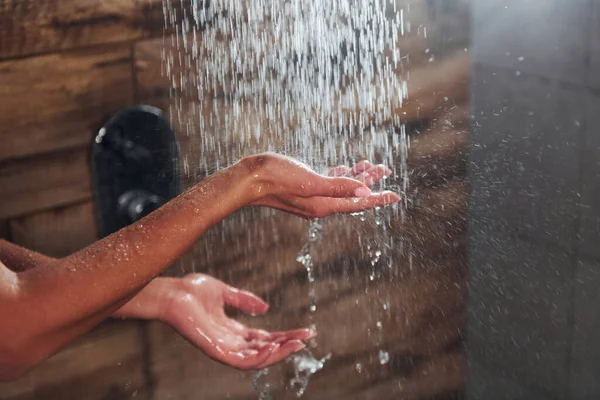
[114, 274, 314, 370]
[240, 153, 401, 218]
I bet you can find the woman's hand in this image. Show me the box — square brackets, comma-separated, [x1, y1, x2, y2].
[239, 153, 401, 218]
[114, 274, 314, 370]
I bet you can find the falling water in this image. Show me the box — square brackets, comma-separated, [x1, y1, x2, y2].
[161, 0, 416, 397]
[162, 0, 410, 173]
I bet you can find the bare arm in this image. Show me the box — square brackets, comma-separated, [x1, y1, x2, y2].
[0, 162, 250, 379]
[0, 154, 399, 380]
[0, 240, 54, 273]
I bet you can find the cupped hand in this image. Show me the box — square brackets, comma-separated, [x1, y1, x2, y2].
[114, 274, 314, 370]
[241, 153, 401, 218]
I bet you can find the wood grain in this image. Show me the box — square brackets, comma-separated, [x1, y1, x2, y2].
[0, 44, 133, 163]
[10, 201, 98, 257]
[0, 321, 150, 400]
[0, 148, 92, 219]
[0, 0, 179, 60]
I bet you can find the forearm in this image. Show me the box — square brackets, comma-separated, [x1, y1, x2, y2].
[0, 161, 254, 378]
[0, 240, 55, 272]
[112, 277, 180, 321]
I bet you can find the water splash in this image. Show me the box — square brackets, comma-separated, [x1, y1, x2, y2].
[288, 349, 331, 397]
[297, 219, 322, 328]
[252, 368, 272, 400]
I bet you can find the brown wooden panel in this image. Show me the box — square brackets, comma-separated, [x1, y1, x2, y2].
[10, 201, 98, 258]
[134, 37, 172, 112]
[0, 0, 179, 60]
[0, 44, 133, 162]
[0, 148, 92, 219]
[0, 220, 8, 240]
[0, 321, 150, 400]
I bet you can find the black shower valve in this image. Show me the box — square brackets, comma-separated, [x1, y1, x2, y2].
[92, 105, 181, 238]
[118, 189, 164, 224]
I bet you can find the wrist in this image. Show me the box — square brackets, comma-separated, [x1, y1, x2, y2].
[233, 154, 270, 204]
[113, 278, 175, 321]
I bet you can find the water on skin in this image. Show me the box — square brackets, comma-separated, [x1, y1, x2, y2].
[162, 0, 413, 397]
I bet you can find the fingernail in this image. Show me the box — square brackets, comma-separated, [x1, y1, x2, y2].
[383, 191, 402, 202]
[354, 187, 371, 197]
[292, 342, 306, 352]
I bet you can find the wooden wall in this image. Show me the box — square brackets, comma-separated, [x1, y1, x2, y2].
[0, 1, 182, 398]
[0, 1, 470, 399]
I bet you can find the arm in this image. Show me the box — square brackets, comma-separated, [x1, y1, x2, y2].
[0, 154, 399, 380]
[0, 240, 54, 273]
[0, 162, 250, 380]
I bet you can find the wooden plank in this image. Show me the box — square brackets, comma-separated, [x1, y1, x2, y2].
[10, 201, 98, 258]
[0, 44, 133, 162]
[0, 0, 185, 60]
[134, 37, 176, 112]
[0, 321, 149, 400]
[0, 148, 92, 219]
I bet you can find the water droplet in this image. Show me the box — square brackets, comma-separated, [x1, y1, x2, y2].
[379, 350, 390, 365]
[308, 221, 323, 242]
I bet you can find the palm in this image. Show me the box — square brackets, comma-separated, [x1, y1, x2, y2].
[163, 274, 313, 370]
[249, 155, 401, 218]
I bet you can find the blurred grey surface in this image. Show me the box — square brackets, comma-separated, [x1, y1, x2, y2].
[467, 0, 600, 399]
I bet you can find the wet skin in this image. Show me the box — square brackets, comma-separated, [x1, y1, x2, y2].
[0, 153, 400, 380]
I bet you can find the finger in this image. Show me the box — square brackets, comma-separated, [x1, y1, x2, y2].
[327, 165, 350, 177]
[314, 176, 371, 198]
[334, 191, 401, 214]
[301, 191, 401, 217]
[349, 160, 372, 175]
[224, 343, 279, 370]
[224, 287, 269, 315]
[245, 329, 272, 341]
[354, 165, 391, 186]
[255, 340, 306, 369]
[268, 328, 316, 342]
[246, 328, 315, 343]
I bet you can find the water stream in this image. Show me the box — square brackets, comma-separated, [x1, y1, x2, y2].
[161, 0, 415, 397]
